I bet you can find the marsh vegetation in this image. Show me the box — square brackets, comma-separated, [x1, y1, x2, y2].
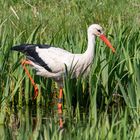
[0, 0, 140, 139]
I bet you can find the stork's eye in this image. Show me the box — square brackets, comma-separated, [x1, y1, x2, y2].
[97, 29, 101, 33]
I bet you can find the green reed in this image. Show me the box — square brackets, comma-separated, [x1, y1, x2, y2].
[0, 0, 140, 139]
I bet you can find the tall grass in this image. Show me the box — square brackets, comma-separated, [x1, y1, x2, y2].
[0, 0, 140, 139]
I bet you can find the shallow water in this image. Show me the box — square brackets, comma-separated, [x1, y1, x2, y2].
[1, 106, 64, 140]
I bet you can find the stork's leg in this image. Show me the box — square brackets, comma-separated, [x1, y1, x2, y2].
[57, 87, 63, 128]
[21, 60, 39, 99]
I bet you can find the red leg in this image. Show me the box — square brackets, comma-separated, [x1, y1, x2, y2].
[21, 60, 39, 99]
[57, 87, 63, 128]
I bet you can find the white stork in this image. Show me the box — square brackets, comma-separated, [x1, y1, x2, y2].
[12, 24, 115, 127]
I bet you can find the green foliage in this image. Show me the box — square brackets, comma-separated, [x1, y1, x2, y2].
[0, 0, 140, 139]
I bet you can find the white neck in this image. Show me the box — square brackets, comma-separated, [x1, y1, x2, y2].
[83, 32, 96, 63]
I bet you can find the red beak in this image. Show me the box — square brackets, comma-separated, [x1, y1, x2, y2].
[100, 34, 115, 53]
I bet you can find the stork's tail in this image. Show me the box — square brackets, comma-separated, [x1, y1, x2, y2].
[11, 44, 29, 52]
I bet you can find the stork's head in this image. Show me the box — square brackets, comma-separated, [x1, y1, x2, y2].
[88, 24, 103, 36]
[88, 24, 115, 53]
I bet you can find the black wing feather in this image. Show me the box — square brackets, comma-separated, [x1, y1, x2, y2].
[11, 44, 52, 72]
